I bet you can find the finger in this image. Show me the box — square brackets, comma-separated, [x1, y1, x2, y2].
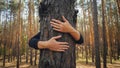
[60, 45, 69, 48]
[52, 35, 62, 39]
[62, 16, 68, 22]
[57, 47, 69, 51]
[52, 19, 62, 24]
[53, 28, 61, 32]
[61, 47, 69, 50]
[52, 48, 65, 52]
[50, 21, 60, 25]
[50, 22, 62, 27]
[56, 49, 65, 52]
[50, 21, 62, 26]
[51, 24, 61, 29]
[58, 42, 69, 45]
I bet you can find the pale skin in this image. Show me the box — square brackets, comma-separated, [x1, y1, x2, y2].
[38, 16, 80, 52]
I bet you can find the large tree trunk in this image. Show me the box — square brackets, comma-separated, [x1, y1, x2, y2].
[39, 0, 77, 68]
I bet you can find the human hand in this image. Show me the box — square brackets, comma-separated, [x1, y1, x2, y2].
[50, 16, 74, 33]
[46, 35, 69, 52]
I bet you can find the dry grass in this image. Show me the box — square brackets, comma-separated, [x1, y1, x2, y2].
[0, 56, 120, 68]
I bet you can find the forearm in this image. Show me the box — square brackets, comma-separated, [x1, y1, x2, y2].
[37, 41, 48, 49]
[69, 28, 80, 41]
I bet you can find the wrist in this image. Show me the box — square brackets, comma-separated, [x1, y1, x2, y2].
[44, 41, 49, 48]
[69, 27, 76, 34]
[69, 29, 80, 41]
[37, 41, 49, 49]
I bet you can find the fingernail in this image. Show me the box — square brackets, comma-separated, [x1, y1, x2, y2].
[59, 35, 62, 36]
[59, 35, 62, 37]
[50, 22, 52, 23]
[52, 19, 54, 20]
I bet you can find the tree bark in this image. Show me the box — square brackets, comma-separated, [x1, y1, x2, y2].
[116, 0, 120, 14]
[39, 0, 77, 68]
[92, 0, 101, 68]
[16, 34, 20, 68]
[89, 0, 95, 63]
[28, 0, 34, 65]
[109, 2, 113, 64]
[101, 0, 107, 68]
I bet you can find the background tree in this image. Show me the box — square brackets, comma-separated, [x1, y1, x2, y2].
[101, 0, 107, 68]
[92, 0, 101, 68]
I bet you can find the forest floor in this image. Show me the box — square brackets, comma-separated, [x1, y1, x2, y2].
[0, 61, 120, 68]
[0, 56, 120, 68]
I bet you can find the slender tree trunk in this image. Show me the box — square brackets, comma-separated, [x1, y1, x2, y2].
[25, 10, 29, 63]
[28, 0, 34, 65]
[81, 0, 88, 64]
[116, 0, 120, 14]
[92, 0, 101, 68]
[0, 12, 1, 23]
[16, 0, 21, 67]
[76, 45, 79, 59]
[9, 12, 13, 62]
[39, 0, 77, 68]
[16, 34, 20, 68]
[26, 42, 28, 63]
[0, 28, 1, 57]
[101, 0, 107, 68]
[33, 12, 38, 65]
[115, 0, 120, 60]
[109, 2, 113, 64]
[3, 10, 7, 67]
[8, 43, 10, 62]
[84, 24, 88, 64]
[3, 40, 6, 67]
[89, 0, 95, 63]
[34, 50, 37, 65]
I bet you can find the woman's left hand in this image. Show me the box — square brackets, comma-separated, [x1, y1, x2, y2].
[50, 16, 81, 41]
[50, 16, 74, 33]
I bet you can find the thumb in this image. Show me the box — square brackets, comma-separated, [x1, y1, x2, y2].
[62, 16, 68, 22]
[52, 35, 62, 40]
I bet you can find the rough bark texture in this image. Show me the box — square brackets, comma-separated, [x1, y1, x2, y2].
[92, 0, 101, 68]
[39, 0, 77, 68]
[102, 0, 107, 68]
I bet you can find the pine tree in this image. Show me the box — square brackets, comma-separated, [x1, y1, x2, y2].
[39, 0, 78, 68]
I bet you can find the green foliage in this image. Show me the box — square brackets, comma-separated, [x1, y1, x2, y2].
[9, 1, 19, 13]
[0, 0, 6, 11]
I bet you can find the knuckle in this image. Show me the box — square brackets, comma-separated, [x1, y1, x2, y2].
[60, 25, 62, 27]
[51, 37, 54, 39]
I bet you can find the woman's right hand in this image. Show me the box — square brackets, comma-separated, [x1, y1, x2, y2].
[46, 35, 69, 52]
[38, 35, 69, 52]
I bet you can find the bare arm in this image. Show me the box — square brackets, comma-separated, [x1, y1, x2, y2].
[37, 35, 69, 52]
[29, 16, 83, 52]
[29, 32, 69, 51]
[51, 16, 81, 41]
[69, 27, 80, 41]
